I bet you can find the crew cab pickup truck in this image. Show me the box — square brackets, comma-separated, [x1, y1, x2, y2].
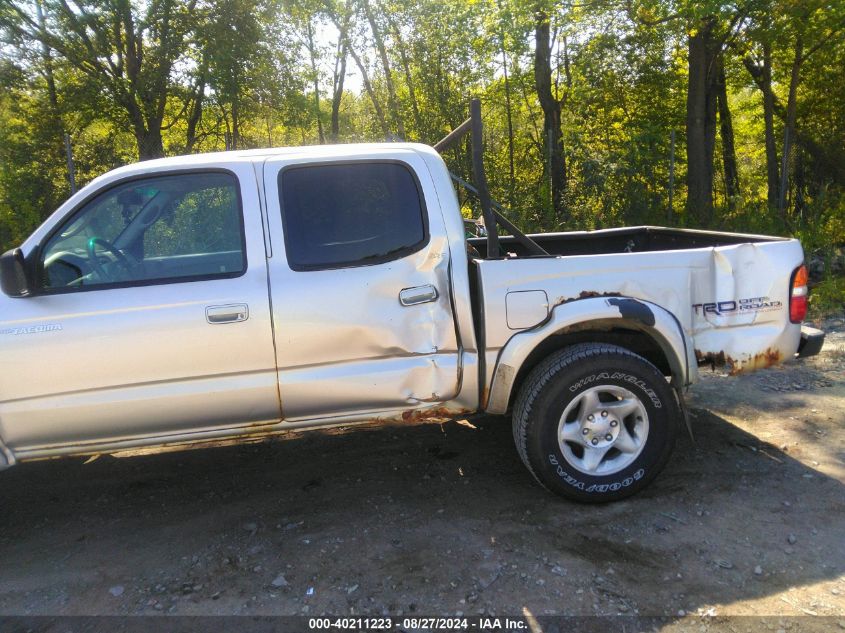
[0, 133, 825, 502]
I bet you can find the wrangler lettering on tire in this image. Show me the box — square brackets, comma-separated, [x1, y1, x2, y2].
[512, 343, 679, 503]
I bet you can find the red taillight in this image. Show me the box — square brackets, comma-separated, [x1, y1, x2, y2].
[789, 265, 808, 323]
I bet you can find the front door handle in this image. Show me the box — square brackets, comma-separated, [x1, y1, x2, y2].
[206, 303, 249, 324]
[399, 284, 438, 306]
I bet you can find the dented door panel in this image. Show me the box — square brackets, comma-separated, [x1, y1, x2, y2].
[263, 149, 462, 422]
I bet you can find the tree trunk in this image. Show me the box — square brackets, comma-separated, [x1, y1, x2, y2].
[779, 34, 803, 218]
[685, 17, 718, 226]
[35, 0, 59, 114]
[330, 40, 347, 142]
[185, 99, 203, 153]
[534, 8, 567, 224]
[742, 46, 782, 208]
[715, 60, 739, 208]
[743, 48, 845, 189]
[125, 95, 165, 160]
[501, 30, 515, 203]
[35, 0, 68, 197]
[326, 0, 387, 138]
[760, 44, 780, 210]
[363, 0, 403, 139]
[306, 19, 325, 144]
[136, 126, 165, 160]
[794, 147, 805, 219]
[231, 96, 240, 150]
[329, 1, 353, 143]
[346, 42, 390, 138]
[386, 13, 422, 137]
[185, 62, 206, 153]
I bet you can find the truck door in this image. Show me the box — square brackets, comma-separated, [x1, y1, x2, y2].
[263, 150, 461, 421]
[0, 162, 280, 452]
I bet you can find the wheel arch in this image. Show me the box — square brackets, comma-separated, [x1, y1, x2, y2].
[485, 297, 690, 415]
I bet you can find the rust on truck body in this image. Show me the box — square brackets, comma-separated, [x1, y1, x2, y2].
[695, 347, 783, 375]
[555, 290, 623, 306]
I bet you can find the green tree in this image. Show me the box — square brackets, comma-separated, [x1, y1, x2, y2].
[2, 0, 199, 159]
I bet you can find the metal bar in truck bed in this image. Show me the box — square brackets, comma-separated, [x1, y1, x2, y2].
[448, 172, 550, 256]
[470, 99, 500, 259]
[433, 117, 473, 153]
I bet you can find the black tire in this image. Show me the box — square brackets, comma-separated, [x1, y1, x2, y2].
[512, 342, 679, 503]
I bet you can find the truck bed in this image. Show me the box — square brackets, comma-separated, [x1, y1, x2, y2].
[470, 226, 805, 398]
[468, 226, 786, 258]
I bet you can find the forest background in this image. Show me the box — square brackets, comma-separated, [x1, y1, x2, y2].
[1, 0, 843, 312]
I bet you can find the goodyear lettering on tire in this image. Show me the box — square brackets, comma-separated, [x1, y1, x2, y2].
[549, 454, 645, 492]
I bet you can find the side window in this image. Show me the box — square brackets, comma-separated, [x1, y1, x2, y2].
[279, 162, 427, 270]
[41, 172, 245, 290]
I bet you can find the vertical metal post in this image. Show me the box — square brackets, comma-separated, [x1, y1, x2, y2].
[668, 130, 675, 225]
[64, 133, 76, 195]
[470, 98, 499, 258]
[547, 128, 553, 211]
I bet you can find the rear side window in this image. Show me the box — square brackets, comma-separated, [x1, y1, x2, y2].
[279, 162, 427, 270]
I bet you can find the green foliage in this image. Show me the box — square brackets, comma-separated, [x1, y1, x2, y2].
[0, 0, 842, 303]
[0, 61, 69, 246]
[808, 275, 845, 320]
[144, 184, 242, 257]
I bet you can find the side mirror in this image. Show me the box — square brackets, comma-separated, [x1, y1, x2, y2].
[0, 248, 32, 297]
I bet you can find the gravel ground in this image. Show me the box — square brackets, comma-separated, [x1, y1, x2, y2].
[0, 319, 843, 628]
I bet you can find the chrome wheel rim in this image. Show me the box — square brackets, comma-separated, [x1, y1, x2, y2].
[557, 384, 649, 476]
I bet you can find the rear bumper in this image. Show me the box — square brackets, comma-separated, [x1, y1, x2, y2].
[797, 325, 825, 358]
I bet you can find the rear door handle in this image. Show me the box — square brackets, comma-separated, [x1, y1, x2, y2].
[399, 284, 438, 306]
[206, 303, 249, 324]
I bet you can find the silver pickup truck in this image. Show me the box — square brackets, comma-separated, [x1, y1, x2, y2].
[0, 118, 824, 502]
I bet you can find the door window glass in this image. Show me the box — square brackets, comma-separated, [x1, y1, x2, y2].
[41, 172, 245, 290]
[279, 162, 427, 270]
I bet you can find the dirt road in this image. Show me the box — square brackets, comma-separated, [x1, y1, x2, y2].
[1, 320, 843, 625]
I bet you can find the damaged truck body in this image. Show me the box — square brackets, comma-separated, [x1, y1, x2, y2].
[0, 100, 824, 502]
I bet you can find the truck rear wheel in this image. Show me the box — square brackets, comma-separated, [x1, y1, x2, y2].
[512, 343, 679, 503]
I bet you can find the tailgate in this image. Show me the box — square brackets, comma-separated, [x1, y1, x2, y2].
[690, 239, 805, 375]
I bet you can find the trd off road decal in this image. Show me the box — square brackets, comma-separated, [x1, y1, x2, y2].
[692, 296, 782, 316]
